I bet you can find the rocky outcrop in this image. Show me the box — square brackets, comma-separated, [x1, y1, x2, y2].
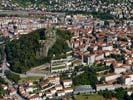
[36, 30, 56, 59]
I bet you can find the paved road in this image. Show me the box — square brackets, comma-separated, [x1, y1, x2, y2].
[0, 10, 46, 16]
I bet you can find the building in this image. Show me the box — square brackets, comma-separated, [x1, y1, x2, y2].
[62, 80, 72, 88]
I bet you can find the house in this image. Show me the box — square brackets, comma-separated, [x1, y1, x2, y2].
[85, 54, 96, 65]
[45, 92, 52, 98]
[1, 84, 8, 90]
[95, 53, 104, 61]
[25, 87, 34, 93]
[27, 81, 33, 86]
[28, 94, 42, 100]
[104, 50, 111, 57]
[96, 84, 122, 91]
[64, 88, 73, 94]
[105, 74, 121, 82]
[102, 45, 113, 51]
[47, 76, 60, 84]
[114, 67, 127, 74]
[124, 76, 131, 85]
[57, 90, 65, 97]
[62, 80, 72, 88]
[55, 85, 63, 91]
[97, 73, 121, 82]
[124, 73, 133, 85]
[49, 88, 56, 95]
[9, 87, 17, 96]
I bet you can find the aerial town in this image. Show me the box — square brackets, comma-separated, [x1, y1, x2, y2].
[0, 0, 133, 100]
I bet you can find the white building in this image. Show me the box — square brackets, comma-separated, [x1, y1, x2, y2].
[102, 45, 113, 51]
[57, 90, 65, 97]
[98, 74, 121, 82]
[114, 67, 127, 74]
[62, 80, 73, 88]
[55, 85, 63, 91]
[64, 88, 73, 94]
[45, 92, 52, 98]
[50, 88, 56, 95]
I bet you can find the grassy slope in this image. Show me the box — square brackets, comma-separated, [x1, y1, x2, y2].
[75, 94, 104, 100]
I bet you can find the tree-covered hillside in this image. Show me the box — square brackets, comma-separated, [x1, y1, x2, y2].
[5, 29, 44, 73]
[5, 28, 72, 73]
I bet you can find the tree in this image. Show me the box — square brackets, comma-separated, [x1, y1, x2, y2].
[5, 71, 20, 83]
[0, 88, 6, 97]
[124, 93, 131, 100]
[98, 88, 129, 100]
[5, 29, 43, 73]
[72, 67, 98, 89]
[117, 77, 125, 85]
[115, 88, 128, 100]
[88, 67, 98, 89]
[98, 89, 113, 99]
[109, 64, 115, 73]
[104, 20, 109, 26]
[0, 77, 7, 84]
[130, 93, 133, 100]
[100, 76, 105, 84]
[73, 71, 90, 85]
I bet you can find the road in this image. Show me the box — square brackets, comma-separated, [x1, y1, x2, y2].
[0, 10, 47, 16]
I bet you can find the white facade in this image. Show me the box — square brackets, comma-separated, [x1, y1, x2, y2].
[57, 91, 65, 97]
[25, 87, 33, 93]
[45, 92, 53, 99]
[114, 67, 126, 74]
[105, 74, 121, 82]
[63, 80, 72, 88]
[64, 88, 73, 94]
[55, 85, 63, 91]
[95, 54, 104, 61]
[125, 77, 131, 85]
[102, 45, 113, 51]
[87, 54, 95, 65]
[50, 89, 56, 95]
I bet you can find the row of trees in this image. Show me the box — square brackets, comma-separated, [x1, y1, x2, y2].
[107, 54, 125, 62]
[0, 46, 4, 64]
[91, 63, 114, 72]
[99, 88, 133, 100]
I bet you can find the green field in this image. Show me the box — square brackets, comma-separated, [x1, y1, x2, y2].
[75, 94, 104, 100]
[52, 66, 66, 70]
[19, 76, 42, 83]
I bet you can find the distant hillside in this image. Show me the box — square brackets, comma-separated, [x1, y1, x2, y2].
[12, 0, 49, 7]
